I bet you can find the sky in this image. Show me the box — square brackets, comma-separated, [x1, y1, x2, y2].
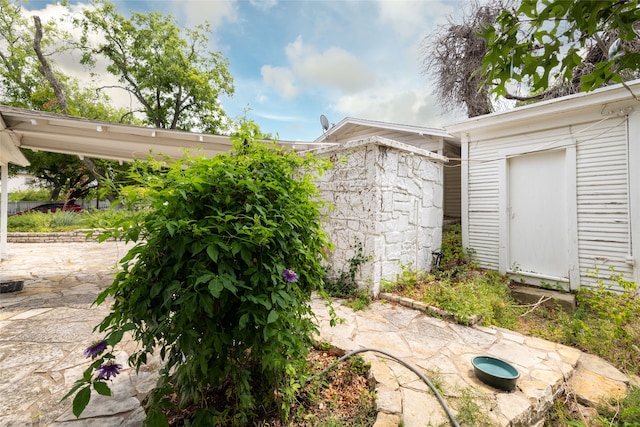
[21, 0, 468, 142]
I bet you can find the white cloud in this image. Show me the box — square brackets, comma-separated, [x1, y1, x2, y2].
[260, 65, 300, 99]
[329, 82, 458, 129]
[262, 36, 375, 98]
[249, 0, 278, 12]
[376, 0, 454, 40]
[286, 36, 375, 92]
[177, 0, 238, 30]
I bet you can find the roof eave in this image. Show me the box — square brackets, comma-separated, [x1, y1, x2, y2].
[446, 80, 640, 136]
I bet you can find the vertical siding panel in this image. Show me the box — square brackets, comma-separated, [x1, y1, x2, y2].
[575, 119, 632, 291]
[443, 142, 461, 218]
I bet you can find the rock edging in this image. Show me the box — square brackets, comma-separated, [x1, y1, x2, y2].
[7, 230, 115, 243]
[379, 292, 482, 326]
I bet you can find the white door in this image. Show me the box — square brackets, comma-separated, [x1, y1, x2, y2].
[508, 150, 568, 278]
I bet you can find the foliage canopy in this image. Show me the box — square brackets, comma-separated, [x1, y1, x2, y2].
[77, 0, 235, 134]
[481, 0, 640, 97]
[422, 0, 640, 118]
[1, 0, 236, 200]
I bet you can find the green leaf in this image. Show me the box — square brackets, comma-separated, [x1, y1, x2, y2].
[93, 381, 112, 396]
[267, 310, 279, 324]
[145, 409, 170, 427]
[208, 280, 223, 298]
[206, 245, 219, 263]
[72, 386, 91, 417]
[107, 329, 124, 346]
[60, 381, 86, 402]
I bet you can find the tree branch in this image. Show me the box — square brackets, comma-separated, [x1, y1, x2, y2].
[33, 16, 68, 114]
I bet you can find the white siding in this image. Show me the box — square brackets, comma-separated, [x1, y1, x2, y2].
[574, 119, 632, 290]
[443, 142, 461, 219]
[465, 118, 633, 291]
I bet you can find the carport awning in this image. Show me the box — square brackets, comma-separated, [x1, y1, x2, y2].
[0, 105, 330, 163]
[0, 113, 30, 167]
[0, 105, 235, 162]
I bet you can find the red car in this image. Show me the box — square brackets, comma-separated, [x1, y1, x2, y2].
[12, 202, 83, 215]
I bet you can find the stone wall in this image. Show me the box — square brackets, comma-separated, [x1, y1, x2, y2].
[310, 136, 447, 296]
[7, 230, 113, 243]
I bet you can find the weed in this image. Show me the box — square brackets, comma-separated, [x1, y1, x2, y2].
[453, 387, 496, 426]
[382, 264, 431, 294]
[596, 386, 640, 426]
[522, 268, 640, 375]
[324, 239, 372, 302]
[423, 367, 445, 395]
[7, 211, 82, 232]
[49, 211, 81, 228]
[345, 292, 372, 311]
[433, 224, 477, 278]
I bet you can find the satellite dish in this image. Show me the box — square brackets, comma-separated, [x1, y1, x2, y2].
[320, 114, 330, 132]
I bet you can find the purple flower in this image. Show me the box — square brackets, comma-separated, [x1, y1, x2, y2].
[84, 339, 108, 358]
[97, 361, 122, 380]
[282, 269, 298, 283]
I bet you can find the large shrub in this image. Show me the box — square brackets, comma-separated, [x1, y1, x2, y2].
[66, 124, 334, 425]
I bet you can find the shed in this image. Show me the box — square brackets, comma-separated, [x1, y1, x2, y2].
[314, 117, 461, 220]
[446, 80, 640, 292]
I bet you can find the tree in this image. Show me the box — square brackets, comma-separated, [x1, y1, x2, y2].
[422, 0, 640, 119]
[1, 0, 133, 201]
[0, 0, 51, 109]
[420, 0, 504, 117]
[77, 0, 235, 134]
[481, 0, 640, 98]
[1, 0, 237, 200]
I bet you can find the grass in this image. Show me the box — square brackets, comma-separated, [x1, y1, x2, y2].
[7, 211, 84, 232]
[7, 208, 136, 233]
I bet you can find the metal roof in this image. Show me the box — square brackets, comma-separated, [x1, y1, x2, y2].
[0, 105, 328, 164]
[313, 116, 458, 144]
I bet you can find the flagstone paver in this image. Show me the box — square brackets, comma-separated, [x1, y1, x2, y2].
[0, 241, 632, 426]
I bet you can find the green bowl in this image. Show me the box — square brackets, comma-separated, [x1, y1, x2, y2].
[472, 356, 519, 391]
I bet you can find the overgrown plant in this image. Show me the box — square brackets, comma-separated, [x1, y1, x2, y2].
[433, 223, 476, 278]
[7, 210, 83, 231]
[382, 226, 518, 327]
[64, 122, 334, 426]
[323, 239, 372, 311]
[542, 267, 640, 374]
[323, 239, 371, 298]
[8, 188, 52, 201]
